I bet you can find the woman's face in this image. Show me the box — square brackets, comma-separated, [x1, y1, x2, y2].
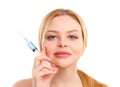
[44, 15, 83, 68]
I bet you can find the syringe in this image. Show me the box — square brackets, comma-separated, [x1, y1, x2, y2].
[18, 30, 40, 56]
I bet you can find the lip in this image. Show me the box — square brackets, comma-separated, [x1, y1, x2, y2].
[54, 51, 71, 58]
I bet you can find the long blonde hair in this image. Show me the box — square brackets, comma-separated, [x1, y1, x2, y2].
[38, 8, 87, 53]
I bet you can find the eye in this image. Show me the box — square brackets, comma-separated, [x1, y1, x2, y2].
[68, 35, 78, 40]
[46, 35, 57, 40]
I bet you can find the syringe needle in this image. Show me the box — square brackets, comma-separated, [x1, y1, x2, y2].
[17, 30, 29, 43]
[17, 30, 40, 56]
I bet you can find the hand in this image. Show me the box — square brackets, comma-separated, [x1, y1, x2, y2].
[32, 47, 59, 87]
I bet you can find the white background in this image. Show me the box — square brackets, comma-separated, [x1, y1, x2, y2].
[0, 0, 120, 87]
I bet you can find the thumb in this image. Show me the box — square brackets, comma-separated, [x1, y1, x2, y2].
[41, 46, 51, 61]
[41, 46, 47, 56]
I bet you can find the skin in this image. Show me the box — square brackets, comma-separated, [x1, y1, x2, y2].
[13, 15, 84, 87]
[44, 15, 83, 68]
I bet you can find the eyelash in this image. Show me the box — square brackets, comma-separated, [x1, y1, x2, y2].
[68, 35, 78, 40]
[46, 35, 78, 40]
[46, 35, 57, 40]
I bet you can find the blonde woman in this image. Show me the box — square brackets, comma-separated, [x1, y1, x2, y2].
[13, 8, 108, 87]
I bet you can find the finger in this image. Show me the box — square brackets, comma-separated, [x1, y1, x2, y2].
[33, 63, 53, 72]
[39, 66, 60, 76]
[41, 46, 54, 64]
[41, 60, 52, 67]
[33, 69, 56, 79]
[33, 67, 57, 78]
[39, 69, 57, 76]
[32, 65, 57, 76]
[41, 46, 47, 56]
[33, 55, 52, 67]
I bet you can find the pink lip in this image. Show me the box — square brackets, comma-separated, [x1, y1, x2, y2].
[54, 51, 71, 58]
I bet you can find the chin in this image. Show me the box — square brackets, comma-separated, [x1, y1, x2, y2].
[54, 61, 76, 69]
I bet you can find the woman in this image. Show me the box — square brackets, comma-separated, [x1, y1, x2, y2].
[13, 8, 107, 87]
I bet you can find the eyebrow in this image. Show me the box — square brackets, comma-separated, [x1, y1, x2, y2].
[46, 30, 80, 33]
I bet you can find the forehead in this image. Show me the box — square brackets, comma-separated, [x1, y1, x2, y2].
[47, 15, 82, 33]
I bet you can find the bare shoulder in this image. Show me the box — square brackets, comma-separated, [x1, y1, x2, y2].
[12, 78, 32, 87]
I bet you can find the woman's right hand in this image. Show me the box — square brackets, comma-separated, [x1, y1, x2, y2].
[32, 47, 59, 87]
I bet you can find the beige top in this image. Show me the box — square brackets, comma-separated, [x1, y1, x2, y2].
[77, 70, 108, 87]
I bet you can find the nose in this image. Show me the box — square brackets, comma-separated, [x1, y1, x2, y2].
[58, 43, 67, 48]
[57, 39, 68, 48]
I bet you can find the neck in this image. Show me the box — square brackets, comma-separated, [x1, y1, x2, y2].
[50, 65, 83, 87]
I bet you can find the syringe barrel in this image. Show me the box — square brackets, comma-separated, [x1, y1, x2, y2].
[27, 42, 40, 56]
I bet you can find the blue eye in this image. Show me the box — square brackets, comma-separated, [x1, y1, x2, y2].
[68, 35, 78, 40]
[47, 36, 57, 40]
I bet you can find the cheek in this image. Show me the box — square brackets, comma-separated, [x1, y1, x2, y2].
[72, 41, 83, 56]
[44, 41, 56, 56]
